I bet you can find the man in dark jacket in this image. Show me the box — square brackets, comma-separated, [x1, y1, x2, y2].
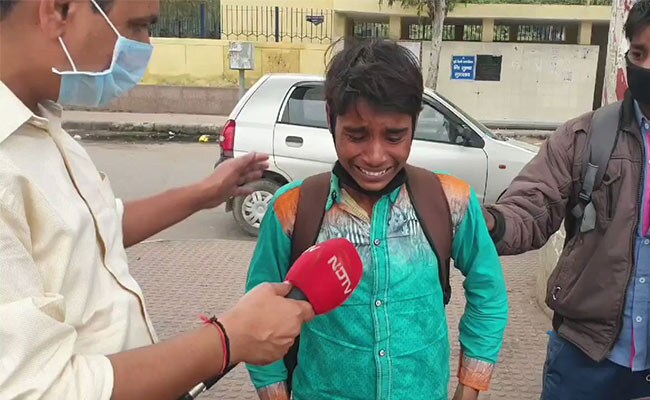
[483, 1, 650, 399]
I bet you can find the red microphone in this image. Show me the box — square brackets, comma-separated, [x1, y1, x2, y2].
[181, 238, 363, 399]
[285, 238, 363, 315]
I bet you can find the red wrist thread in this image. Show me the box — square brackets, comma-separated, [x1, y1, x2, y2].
[199, 314, 230, 375]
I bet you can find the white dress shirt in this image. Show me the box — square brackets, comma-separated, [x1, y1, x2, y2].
[0, 81, 157, 399]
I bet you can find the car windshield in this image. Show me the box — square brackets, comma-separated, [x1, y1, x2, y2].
[433, 92, 503, 141]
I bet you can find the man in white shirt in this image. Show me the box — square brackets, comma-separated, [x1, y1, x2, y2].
[0, 0, 314, 399]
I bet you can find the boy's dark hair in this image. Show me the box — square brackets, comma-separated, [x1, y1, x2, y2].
[324, 37, 423, 135]
[625, 0, 650, 41]
[1, 0, 114, 21]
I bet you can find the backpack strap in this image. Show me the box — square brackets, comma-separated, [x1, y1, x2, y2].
[290, 172, 332, 264]
[404, 165, 454, 305]
[570, 101, 622, 233]
[284, 171, 331, 395]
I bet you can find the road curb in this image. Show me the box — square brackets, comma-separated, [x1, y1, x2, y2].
[64, 122, 224, 142]
[65, 120, 553, 142]
[501, 131, 553, 139]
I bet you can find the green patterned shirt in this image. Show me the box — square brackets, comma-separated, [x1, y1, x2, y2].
[245, 172, 508, 400]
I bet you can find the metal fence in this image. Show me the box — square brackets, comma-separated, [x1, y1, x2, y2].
[149, 2, 595, 43]
[494, 23, 568, 43]
[353, 22, 389, 38]
[407, 23, 483, 41]
[151, 1, 221, 39]
[220, 5, 333, 43]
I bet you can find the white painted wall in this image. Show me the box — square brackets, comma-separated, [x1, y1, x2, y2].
[422, 41, 600, 125]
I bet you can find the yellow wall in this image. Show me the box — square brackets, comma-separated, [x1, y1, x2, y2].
[142, 38, 331, 87]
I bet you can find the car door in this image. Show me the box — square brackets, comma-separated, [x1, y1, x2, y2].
[273, 82, 336, 182]
[408, 98, 489, 202]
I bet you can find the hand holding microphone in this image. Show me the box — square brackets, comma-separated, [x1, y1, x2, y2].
[227, 237, 363, 368]
[220, 282, 315, 367]
[181, 238, 363, 399]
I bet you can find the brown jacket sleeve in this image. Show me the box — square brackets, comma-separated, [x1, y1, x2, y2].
[485, 120, 580, 256]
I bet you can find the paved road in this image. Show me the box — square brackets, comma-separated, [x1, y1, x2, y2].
[83, 141, 253, 241]
[128, 240, 550, 400]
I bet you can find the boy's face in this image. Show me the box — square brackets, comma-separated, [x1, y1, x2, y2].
[628, 24, 650, 69]
[627, 23, 650, 112]
[332, 99, 414, 193]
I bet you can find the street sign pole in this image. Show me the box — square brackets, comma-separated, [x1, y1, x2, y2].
[229, 42, 255, 100]
[239, 70, 246, 100]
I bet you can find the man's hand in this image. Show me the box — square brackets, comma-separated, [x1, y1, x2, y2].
[452, 384, 479, 400]
[121, 152, 270, 247]
[220, 282, 315, 366]
[196, 152, 270, 210]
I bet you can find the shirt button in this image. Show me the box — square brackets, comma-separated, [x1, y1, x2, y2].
[641, 278, 647, 284]
[375, 300, 382, 307]
[636, 316, 643, 323]
[379, 350, 386, 357]
[373, 239, 381, 246]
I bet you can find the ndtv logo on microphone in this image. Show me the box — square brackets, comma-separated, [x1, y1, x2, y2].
[328, 255, 353, 295]
[304, 244, 354, 295]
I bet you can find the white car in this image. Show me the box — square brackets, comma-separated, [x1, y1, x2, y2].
[217, 74, 537, 236]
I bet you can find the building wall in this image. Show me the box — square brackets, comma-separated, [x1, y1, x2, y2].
[429, 41, 600, 124]
[111, 38, 600, 123]
[141, 38, 331, 88]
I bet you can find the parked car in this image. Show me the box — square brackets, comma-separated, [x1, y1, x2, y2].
[216, 73, 538, 236]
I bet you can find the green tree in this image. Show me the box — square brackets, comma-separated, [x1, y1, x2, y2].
[381, 0, 459, 89]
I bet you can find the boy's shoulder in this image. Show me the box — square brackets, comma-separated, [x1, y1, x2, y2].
[431, 172, 472, 228]
[269, 180, 304, 237]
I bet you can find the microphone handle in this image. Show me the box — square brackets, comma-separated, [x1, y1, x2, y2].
[179, 285, 308, 399]
[286, 286, 307, 301]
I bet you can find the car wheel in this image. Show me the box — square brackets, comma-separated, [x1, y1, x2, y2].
[233, 179, 281, 237]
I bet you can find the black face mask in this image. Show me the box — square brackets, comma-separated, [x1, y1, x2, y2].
[627, 58, 650, 107]
[332, 161, 406, 198]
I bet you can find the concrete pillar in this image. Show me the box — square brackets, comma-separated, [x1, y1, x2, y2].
[389, 15, 402, 40]
[482, 18, 495, 42]
[333, 11, 351, 41]
[579, 21, 593, 45]
[454, 24, 464, 41]
[603, 0, 641, 104]
[509, 23, 519, 42]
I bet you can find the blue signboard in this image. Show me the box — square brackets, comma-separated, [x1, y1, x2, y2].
[451, 56, 476, 80]
[306, 15, 325, 26]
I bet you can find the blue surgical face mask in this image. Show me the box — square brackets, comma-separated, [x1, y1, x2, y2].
[52, 0, 153, 108]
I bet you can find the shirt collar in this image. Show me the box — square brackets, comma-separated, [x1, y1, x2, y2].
[634, 100, 650, 133]
[325, 170, 402, 211]
[0, 81, 62, 144]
